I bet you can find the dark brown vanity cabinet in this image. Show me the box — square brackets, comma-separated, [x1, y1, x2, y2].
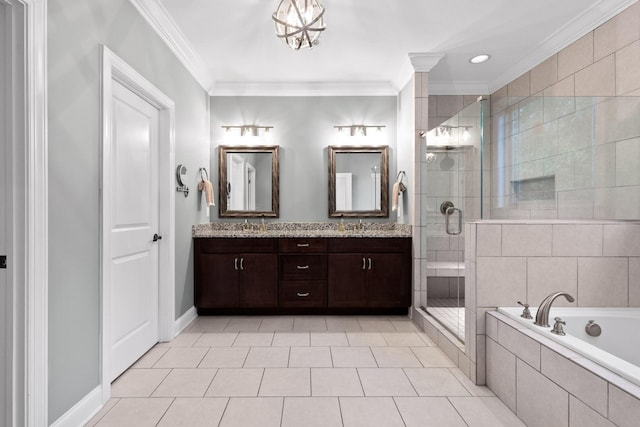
[327, 238, 411, 308]
[194, 236, 411, 313]
[194, 238, 278, 309]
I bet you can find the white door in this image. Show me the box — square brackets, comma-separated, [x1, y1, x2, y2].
[336, 172, 353, 210]
[108, 80, 160, 381]
[229, 154, 245, 210]
[0, 3, 9, 419]
[246, 162, 256, 210]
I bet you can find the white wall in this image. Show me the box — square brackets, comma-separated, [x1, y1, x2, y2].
[209, 96, 398, 222]
[47, 0, 209, 422]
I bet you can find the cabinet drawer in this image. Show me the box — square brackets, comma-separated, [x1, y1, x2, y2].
[279, 281, 326, 307]
[197, 238, 278, 254]
[327, 237, 410, 253]
[280, 255, 327, 280]
[279, 238, 327, 253]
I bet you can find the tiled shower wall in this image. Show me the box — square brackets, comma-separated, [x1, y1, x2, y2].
[465, 220, 640, 384]
[490, 1, 640, 220]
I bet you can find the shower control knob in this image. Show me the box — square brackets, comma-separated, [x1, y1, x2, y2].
[517, 301, 532, 319]
[153, 233, 163, 242]
[585, 320, 602, 337]
[551, 317, 566, 336]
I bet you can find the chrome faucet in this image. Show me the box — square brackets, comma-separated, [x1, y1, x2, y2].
[354, 219, 365, 231]
[534, 291, 575, 327]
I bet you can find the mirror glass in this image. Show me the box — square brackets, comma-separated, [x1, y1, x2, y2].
[218, 145, 279, 217]
[328, 145, 389, 217]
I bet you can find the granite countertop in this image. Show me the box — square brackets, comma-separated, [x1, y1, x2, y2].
[192, 222, 412, 238]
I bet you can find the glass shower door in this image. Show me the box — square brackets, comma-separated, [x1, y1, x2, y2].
[423, 99, 485, 343]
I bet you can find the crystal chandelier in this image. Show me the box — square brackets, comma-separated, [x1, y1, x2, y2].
[272, 0, 326, 50]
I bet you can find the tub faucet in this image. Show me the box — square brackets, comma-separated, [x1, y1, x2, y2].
[534, 291, 575, 327]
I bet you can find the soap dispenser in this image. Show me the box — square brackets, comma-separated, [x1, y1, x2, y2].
[338, 215, 345, 232]
[259, 216, 267, 233]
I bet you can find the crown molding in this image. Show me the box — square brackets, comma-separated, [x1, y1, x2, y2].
[488, 0, 638, 93]
[211, 81, 399, 97]
[128, 0, 214, 93]
[408, 52, 446, 72]
[428, 81, 491, 96]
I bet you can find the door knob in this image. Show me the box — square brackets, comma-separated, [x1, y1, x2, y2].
[153, 233, 163, 242]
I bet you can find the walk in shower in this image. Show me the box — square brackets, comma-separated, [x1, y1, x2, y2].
[422, 99, 487, 342]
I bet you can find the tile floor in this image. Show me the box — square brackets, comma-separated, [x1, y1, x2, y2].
[86, 315, 525, 427]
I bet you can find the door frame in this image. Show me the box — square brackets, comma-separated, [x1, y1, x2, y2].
[2, 0, 48, 426]
[100, 45, 175, 402]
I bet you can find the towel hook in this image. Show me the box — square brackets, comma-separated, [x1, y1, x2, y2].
[199, 167, 209, 181]
[396, 170, 406, 183]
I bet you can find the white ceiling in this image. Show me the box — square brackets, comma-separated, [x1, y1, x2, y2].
[144, 0, 636, 95]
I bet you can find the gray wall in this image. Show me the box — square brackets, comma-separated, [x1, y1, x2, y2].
[210, 96, 398, 222]
[396, 78, 414, 225]
[47, 0, 209, 422]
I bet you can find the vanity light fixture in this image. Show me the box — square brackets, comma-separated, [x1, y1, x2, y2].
[221, 125, 274, 137]
[272, 0, 326, 50]
[334, 125, 386, 137]
[469, 54, 490, 64]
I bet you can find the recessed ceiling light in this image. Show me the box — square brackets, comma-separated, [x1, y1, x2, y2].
[469, 54, 490, 64]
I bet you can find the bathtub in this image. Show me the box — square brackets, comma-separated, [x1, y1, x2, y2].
[498, 307, 640, 388]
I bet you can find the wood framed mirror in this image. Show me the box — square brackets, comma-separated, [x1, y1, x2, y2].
[218, 145, 279, 217]
[328, 145, 389, 218]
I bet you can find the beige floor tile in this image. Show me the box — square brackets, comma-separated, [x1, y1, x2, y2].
[219, 397, 283, 427]
[404, 368, 469, 396]
[449, 396, 526, 427]
[111, 369, 170, 397]
[411, 347, 456, 367]
[347, 332, 388, 346]
[289, 346, 333, 367]
[382, 332, 428, 347]
[155, 332, 201, 347]
[310, 332, 349, 346]
[85, 398, 119, 426]
[391, 319, 420, 332]
[340, 397, 405, 427]
[281, 397, 342, 427]
[187, 316, 231, 332]
[272, 332, 310, 346]
[449, 368, 495, 397]
[193, 332, 238, 347]
[259, 316, 294, 331]
[293, 316, 327, 331]
[206, 368, 263, 397]
[224, 317, 262, 331]
[358, 368, 417, 396]
[243, 347, 290, 367]
[199, 347, 249, 368]
[131, 347, 168, 369]
[371, 347, 423, 368]
[153, 347, 208, 368]
[259, 368, 311, 396]
[157, 397, 228, 427]
[326, 317, 362, 331]
[94, 398, 173, 427]
[152, 368, 217, 397]
[232, 332, 274, 346]
[394, 396, 467, 427]
[331, 347, 378, 368]
[311, 368, 364, 396]
[358, 319, 397, 331]
[418, 332, 437, 346]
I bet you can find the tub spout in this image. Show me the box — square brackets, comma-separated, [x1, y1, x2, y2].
[534, 292, 575, 327]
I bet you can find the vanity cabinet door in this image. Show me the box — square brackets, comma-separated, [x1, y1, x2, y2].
[327, 253, 367, 307]
[366, 253, 410, 307]
[239, 253, 278, 307]
[195, 253, 239, 308]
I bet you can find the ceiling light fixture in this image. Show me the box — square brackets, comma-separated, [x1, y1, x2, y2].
[469, 54, 490, 64]
[272, 0, 326, 50]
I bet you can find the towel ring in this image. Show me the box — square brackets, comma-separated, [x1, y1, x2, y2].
[199, 167, 209, 181]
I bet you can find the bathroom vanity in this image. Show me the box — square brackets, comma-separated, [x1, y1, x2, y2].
[193, 223, 412, 314]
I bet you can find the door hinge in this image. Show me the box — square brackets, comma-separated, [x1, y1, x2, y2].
[0, 255, 6, 269]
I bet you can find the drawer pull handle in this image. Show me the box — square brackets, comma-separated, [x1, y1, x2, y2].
[362, 257, 366, 270]
[297, 292, 310, 297]
[297, 243, 310, 247]
[296, 265, 310, 270]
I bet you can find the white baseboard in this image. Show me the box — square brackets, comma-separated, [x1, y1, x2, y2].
[50, 386, 102, 427]
[173, 305, 197, 337]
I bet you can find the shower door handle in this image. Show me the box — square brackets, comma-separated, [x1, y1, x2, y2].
[445, 207, 462, 235]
